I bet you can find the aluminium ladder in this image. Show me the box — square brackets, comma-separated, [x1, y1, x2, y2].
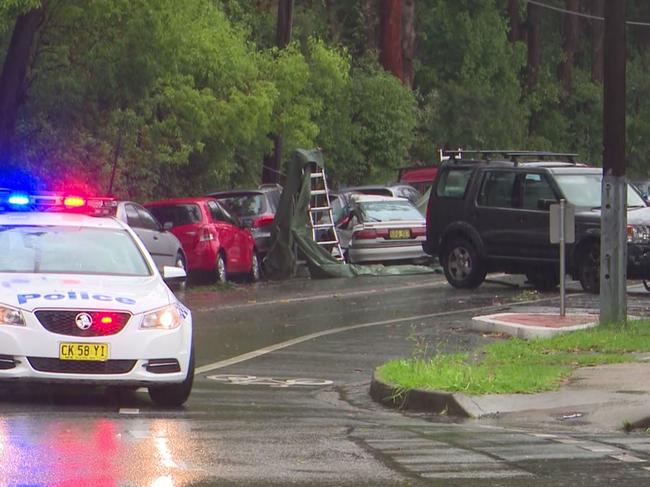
[305, 163, 344, 261]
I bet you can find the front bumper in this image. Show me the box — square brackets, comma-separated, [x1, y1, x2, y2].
[627, 244, 650, 280]
[0, 310, 192, 386]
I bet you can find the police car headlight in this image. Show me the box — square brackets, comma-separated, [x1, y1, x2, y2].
[141, 305, 182, 330]
[0, 305, 25, 326]
[627, 224, 650, 243]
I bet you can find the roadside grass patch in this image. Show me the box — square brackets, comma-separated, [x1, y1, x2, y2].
[377, 320, 650, 395]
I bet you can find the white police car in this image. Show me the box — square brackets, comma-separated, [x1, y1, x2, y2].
[0, 191, 193, 406]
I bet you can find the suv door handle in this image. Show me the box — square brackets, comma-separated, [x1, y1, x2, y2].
[519, 216, 527, 224]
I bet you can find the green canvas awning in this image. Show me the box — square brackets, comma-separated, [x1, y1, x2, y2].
[263, 149, 436, 279]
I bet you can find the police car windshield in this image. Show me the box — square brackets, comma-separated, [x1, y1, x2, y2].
[0, 226, 151, 276]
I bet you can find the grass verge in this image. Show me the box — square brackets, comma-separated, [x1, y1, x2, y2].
[377, 320, 650, 395]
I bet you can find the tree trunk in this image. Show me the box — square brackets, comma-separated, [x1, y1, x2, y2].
[559, 0, 580, 92]
[525, 2, 541, 89]
[401, 0, 415, 88]
[0, 5, 45, 163]
[379, 0, 404, 83]
[507, 0, 522, 42]
[591, 0, 604, 84]
[262, 0, 294, 184]
[361, 0, 378, 56]
[276, 0, 294, 49]
[324, 0, 340, 43]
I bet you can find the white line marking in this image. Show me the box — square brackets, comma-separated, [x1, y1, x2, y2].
[119, 408, 140, 415]
[191, 279, 453, 312]
[195, 293, 568, 375]
[610, 453, 646, 463]
[582, 446, 616, 453]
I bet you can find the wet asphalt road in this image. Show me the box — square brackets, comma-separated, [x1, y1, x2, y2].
[3, 272, 650, 485]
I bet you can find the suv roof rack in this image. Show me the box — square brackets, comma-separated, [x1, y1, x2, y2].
[441, 150, 579, 165]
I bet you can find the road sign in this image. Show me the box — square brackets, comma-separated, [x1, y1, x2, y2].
[550, 203, 575, 244]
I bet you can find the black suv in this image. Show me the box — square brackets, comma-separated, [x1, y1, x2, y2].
[422, 151, 650, 293]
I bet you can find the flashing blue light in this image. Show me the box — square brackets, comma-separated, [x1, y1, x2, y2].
[7, 193, 30, 206]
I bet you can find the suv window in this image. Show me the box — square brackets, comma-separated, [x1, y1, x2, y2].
[521, 173, 556, 210]
[477, 171, 517, 208]
[216, 193, 266, 217]
[436, 168, 472, 198]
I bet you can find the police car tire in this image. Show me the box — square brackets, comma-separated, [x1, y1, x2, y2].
[148, 349, 194, 407]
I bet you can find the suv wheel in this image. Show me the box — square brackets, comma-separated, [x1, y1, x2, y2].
[442, 238, 486, 289]
[526, 269, 560, 292]
[579, 242, 600, 294]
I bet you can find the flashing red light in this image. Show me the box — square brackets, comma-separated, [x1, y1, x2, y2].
[63, 196, 86, 208]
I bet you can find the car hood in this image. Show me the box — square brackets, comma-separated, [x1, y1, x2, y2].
[627, 206, 650, 225]
[0, 273, 173, 313]
[575, 206, 650, 224]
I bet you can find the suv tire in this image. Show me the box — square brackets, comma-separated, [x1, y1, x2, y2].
[442, 238, 486, 289]
[579, 242, 600, 294]
[526, 269, 560, 292]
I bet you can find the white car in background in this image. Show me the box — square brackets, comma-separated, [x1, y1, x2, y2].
[0, 192, 193, 406]
[336, 194, 430, 264]
[114, 200, 187, 290]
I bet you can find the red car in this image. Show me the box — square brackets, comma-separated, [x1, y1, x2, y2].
[145, 197, 261, 282]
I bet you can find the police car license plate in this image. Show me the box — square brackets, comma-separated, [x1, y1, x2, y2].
[388, 229, 411, 239]
[59, 343, 109, 361]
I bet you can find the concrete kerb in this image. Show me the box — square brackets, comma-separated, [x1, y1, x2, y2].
[470, 312, 599, 339]
[369, 371, 471, 418]
[368, 310, 646, 423]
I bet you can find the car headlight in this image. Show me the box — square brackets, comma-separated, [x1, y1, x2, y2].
[0, 305, 25, 326]
[140, 304, 182, 330]
[627, 224, 650, 243]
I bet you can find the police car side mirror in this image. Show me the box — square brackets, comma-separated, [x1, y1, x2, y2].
[163, 221, 173, 231]
[162, 265, 186, 282]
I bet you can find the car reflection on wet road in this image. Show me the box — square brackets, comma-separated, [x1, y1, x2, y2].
[2, 274, 650, 485]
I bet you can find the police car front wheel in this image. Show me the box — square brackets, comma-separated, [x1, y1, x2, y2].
[148, 349, 194, 407]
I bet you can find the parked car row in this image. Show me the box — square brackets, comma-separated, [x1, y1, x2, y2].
[116, 178, 428, 287]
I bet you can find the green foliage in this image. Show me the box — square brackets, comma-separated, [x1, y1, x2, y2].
[413, 0, 528, 159]
[378, 320, 650, 395]
[3, 0, 650, 199]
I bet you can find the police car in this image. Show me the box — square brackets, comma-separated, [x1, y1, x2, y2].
[0, 191, 193, 406]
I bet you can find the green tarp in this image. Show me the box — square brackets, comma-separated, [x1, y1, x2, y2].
[263, 148, 436, 279]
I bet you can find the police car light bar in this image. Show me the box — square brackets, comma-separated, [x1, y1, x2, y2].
[0, 189, 117, 216]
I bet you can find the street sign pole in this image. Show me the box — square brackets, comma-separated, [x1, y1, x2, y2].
[560, 199, 566, 317]
[601, 1, 627, 325]
[550, 200, 574, 317]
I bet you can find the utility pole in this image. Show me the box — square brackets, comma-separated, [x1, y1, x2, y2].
[600, 1, 626, 324]
[262, 0, 294, 184]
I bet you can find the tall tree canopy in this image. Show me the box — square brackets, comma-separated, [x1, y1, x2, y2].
[1, 0, 650, 201]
